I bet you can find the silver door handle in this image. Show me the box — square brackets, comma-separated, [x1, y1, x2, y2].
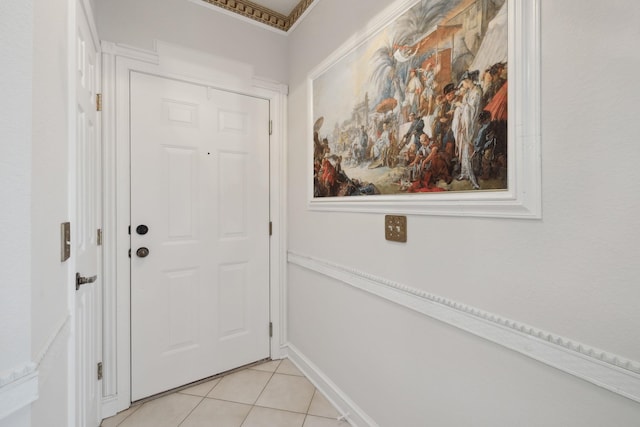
[136, 247, 150, 258]
[76, 273, 97, 290]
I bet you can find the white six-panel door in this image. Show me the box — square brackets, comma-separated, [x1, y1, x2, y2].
[130, 72, 271, 400]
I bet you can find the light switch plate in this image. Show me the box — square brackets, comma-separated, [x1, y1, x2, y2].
[385, 215, 407, 243]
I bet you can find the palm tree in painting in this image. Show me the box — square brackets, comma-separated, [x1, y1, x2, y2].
[369, 1, 463, 111]
[369, 34, 407, 116]
[398, 0, 461, 40]
[395, 0, 462, 68]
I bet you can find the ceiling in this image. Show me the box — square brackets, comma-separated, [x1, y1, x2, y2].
[199, 0, 316, 32]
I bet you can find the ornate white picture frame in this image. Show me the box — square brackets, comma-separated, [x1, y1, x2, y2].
[308, 0, 540, 219]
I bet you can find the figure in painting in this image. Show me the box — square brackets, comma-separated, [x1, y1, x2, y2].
[433, 83, 457, 159]
[386, 129, 400, 168]
[418, 62, 438, 116]
[471, 110, 494, 178]
[401, 112, 426, 152]
[408, 133, 431, 181]
[404, 69, 423, 121]
[452, 70, 481, 189]
[406, 133, 451, 193]
[370, 122, 391, 167]
[359, 125, 369, 162]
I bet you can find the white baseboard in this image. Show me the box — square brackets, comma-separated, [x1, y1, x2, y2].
[0, 363, 38, 420]
[0, 316, 72, 420]
[284, 344, 378, 427]
[288, 251, 640, 404]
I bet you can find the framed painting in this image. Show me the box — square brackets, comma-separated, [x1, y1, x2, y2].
[308, 0, 541, 219]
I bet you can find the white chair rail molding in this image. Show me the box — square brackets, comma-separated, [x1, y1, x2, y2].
[287, 251, 640, 404]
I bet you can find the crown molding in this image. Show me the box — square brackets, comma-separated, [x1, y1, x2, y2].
[288, 251, 640, 403]
[199, 0, 315, 32]
[286, 0, 315, 30]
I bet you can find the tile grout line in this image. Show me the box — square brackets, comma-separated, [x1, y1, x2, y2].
[300, 388, 317, 427]
[174, 361, 284, 426]
[248, 362, 320, 427]
[176, 377, 223, 426]
[304, 389, 317, 414]
[240, 359, 281, 427]
[176, 395, 207, 427]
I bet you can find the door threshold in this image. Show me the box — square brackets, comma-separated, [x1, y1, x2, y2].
[131, 357, 272, 405]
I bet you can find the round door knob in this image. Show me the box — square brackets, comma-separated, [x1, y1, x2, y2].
[136, 224, 149, 235]
[136, 247, 150, 258]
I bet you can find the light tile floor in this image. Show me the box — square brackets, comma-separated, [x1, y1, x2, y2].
[101, 359, 350, 427]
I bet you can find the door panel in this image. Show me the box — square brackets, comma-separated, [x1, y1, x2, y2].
[75, 1, 101, 425]
[130, 72, 270, 400]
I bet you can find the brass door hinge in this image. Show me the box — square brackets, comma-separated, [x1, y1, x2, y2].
[97, 362, 103, 380]
[61, 222, 71, 262]
[96, 93, 102, 112]
[269, 120, 273, 135]
[269, 221, 273, 236]
[97, 228, 103, 246]
[269, 322, 273, 338]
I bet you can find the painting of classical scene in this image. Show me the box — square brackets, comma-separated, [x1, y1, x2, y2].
[312, 0, 508, 198]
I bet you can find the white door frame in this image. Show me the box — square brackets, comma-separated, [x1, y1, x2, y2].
[100, 41, 288, 417]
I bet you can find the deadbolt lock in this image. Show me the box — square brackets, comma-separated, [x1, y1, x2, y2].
[136, 224, 149, 235]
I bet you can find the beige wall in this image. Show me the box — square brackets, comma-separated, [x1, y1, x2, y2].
[2, 0, 77, 424]
[30, 0, 73, 425]
[95, 0, 289, 83]
[0, 1, 33, 425]
[286, 0, 640, 425]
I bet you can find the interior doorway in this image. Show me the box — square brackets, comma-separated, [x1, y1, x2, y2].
[101, 44, 286, 418]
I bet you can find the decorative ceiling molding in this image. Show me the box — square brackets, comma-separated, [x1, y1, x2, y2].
[201, 0, 314, 32]
[287, 0, 315, 29]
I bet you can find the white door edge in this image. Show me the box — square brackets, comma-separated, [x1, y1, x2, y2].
[69, 0, 102, 424]
[100, 42, 288, 418]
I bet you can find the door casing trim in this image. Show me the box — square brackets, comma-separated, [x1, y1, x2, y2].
[100, 41, 288, 417]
